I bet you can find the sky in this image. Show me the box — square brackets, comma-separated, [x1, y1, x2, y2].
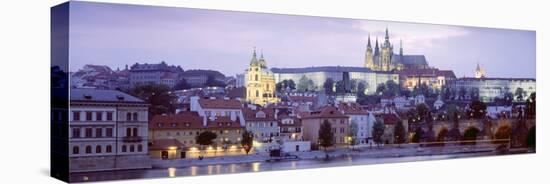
[68, 1, 536, 78]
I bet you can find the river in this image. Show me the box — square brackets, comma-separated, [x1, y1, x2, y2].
[70, 152, 493, 182]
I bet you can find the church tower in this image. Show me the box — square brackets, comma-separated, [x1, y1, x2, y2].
[474, 62, 486, 78]
[380, 28, 393, 71]
[364, 34, 374, 69]
[245, 48, 279, 106]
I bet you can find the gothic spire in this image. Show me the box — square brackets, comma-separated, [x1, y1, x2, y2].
[249, 47, 259, 66]
[399, 39, 403, 56]
[385, 27, 389, 40]
[367, 34, 372, 48]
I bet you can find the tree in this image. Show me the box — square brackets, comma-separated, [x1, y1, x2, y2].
[393, 120, 406, 147]
[196, 131, 218, 149]
[372, 120, 385, 148]
[323, 78, 335, 94]
[462, 126, 480, 145]
[357, 81, 368, 97]
[348, 121, 359, 150]
[297, 75, 314, 92]
[526, 126, 536, 148]
[515, 87, 525, 102]
[469, 100, 487, 119]
[173, 78, 191, 90]
[459, 87, 467, 100]
[276, 79, 297, 93]
[494, 125, 512, 144]
[470, 87, 480, 100]
[526, 92, 536, 118]
[411, 127, 423, 143]
[318, 120, 334, 158]
[376, 83, 386, 95]
[241, 131, 254, 154]
[416, 103, 430, 121]
[128, 83, 177, 118]
[436, 128, 449, 146]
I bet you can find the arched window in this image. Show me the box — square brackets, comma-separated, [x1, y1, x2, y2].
[255, 74, 258, 81]
[256, 90, 259, 97]
[133, 128, 138, 137]
[85, 146, 92, 154]
[126, 112, 131, 121]
[122, 145, 127, 152]
[133, 113, 138, 121]
[72, 146, 79, 154]
[137, 144, 143, 152]
[130, 145, 135, 152]
[126, 128, 132, 137]
[106, 145, 112, 153]
[96, 145, 102, 153]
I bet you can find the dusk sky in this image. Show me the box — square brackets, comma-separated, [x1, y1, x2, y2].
[68, 1, 536, 78]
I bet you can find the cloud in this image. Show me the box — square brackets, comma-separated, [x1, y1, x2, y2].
[352, 20, 469, 54]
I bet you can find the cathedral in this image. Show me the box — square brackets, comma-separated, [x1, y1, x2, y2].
[245, 49, 279, 106]
[364, 28, 430, 71]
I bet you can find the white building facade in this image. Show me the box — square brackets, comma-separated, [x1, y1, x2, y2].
[69, 89, 151, 172]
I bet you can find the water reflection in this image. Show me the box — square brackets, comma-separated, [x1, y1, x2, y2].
[167, 167, 176, 177]
[70, 152, 492, 182]
[252, 162, 261, 172]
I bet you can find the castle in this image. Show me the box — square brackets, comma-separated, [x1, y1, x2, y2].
[245, 49, 279, 106]
[364, 28, 430, 71]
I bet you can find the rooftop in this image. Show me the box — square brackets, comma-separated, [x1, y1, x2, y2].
[70, 88, 145, 103]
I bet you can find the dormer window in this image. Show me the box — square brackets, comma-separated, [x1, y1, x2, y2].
[171, 123, 177, 127]
[157, 123, 163, 127]
[255, 111, 266, 118]
[185, 123, 190, 127]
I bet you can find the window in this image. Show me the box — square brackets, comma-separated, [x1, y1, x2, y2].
[126, 113, 131, 121]
[85, 128, 92, 138]
[255, 74, 258, 81]
[106, 112, 113, 121]
[95, 128, 102, 137]
[72, 146, 79, 154]
[96, 112, 103, 121]
[133, 113, 138, 121]
[106, 128, 113, 137]
[96, 145, 102, 153]
[106, 145, 112, 153]
[73, 111, 80, 121]
[72, 128, 80, 138]
[130, 145, 135, 152]
[256, 90, 259, 97]
[86, 112, 93, 121]
[137, 144, 143, 152]
[85, 146, 92, 154]
[122, 145, 127, 152]
[126, 128, 131, 137]
[133, 128, 138, 137]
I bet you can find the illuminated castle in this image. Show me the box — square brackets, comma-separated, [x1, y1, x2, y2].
[364, 28, 430, 71]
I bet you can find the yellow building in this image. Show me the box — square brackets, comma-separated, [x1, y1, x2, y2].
[245, 49, 279, 106]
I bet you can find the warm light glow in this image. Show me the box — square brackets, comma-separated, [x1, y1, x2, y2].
[253, 141, 262, 147]
[252, 162, 261, 172]
[168, 167, 176, 177]
[168, 146, 177, 150]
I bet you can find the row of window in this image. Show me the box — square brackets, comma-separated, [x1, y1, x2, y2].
[247, 122, 277, 128]
[72, 144, 145, 155]
[73, 111, 113, 121]
[160, 129, 240, 137]
[72, 111, 141, 122]
[72, 127, 113, 138]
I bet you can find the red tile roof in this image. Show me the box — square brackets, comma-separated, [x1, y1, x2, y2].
[339, 102, 369, 115]
[198, 98, 242, 109]
[242, 107, 277, 121]
[150, 112, 204, 129]
[380, 113, 402, 125]
[302, 106, 348, 119]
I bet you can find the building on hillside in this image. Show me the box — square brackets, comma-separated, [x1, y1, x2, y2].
[397, 68, 456, 90]
[129, 61, 183, 88]
[277, 112, 303, 141]
[450, 77, 535, 102]
[364, 28, 430, 71]
[271, 66, 398, 95]
[69, 89, 150, 172]
[301, 106, 350, 149]
[181, 69, 226, 87]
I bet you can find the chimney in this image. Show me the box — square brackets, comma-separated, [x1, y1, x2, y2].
[202, 115, 207, 126]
